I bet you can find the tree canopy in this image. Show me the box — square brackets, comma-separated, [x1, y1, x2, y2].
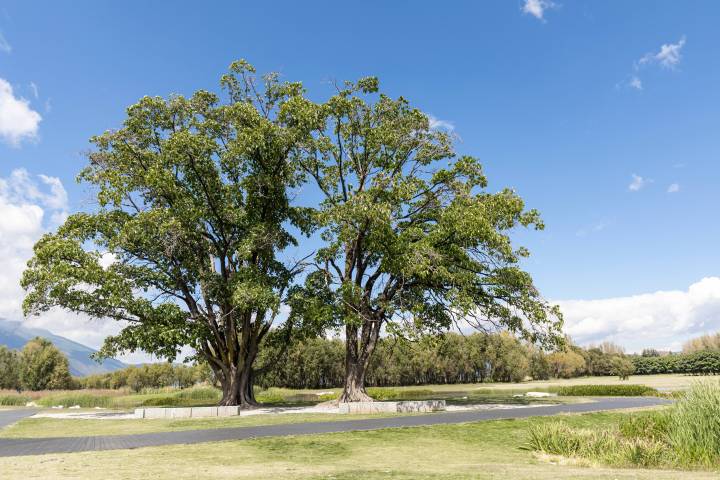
[22, 62, 562, 405]
[21, 61, 321, 406]
[294, 78, 563, 400]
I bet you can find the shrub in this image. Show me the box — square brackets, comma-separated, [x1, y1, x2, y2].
[366, 388, 435, 401]
[553, 384, 657, 397]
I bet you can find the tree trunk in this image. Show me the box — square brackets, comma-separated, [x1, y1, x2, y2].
[217, 362, 258, 407]
[339, 323, 374, 402]
[339, 358, 373, 402]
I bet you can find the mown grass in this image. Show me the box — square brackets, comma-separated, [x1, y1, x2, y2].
[527, 381, 720, 470]
[0, 410, 714, 480]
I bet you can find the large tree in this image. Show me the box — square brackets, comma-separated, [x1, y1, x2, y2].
[19, 337, 72, 391]
[295, 78, 563, 402]
[22, 61, 318, 406]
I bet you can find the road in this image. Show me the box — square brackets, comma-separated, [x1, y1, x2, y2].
[0, 396, 669, 457]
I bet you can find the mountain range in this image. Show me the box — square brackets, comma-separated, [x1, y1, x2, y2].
[0, 318, 126, 376]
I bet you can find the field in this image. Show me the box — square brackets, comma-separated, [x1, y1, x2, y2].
[1, 411, 717, 480]
[1, 374, 717, 479]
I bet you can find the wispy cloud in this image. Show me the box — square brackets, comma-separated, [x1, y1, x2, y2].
[522, 0, 557, 21]
[628, 174, 648, 192]
[427, 114, 455, 132]
[0, 31, 10, 54]
[29, 82, 39, 100]
[667, 183, 680, 193]
[639, 36, 687, 70]
[620, 36, 686, 90]
[0, 78, 42, 146]
[576, 220, 609, 237]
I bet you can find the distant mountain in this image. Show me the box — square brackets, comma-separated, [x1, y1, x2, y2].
[0, 318, 126, 377]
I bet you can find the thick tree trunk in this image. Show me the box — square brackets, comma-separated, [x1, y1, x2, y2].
[339, 323, 374, 403]
[218, 363, 258, 407]
[339, 359, 373, 402]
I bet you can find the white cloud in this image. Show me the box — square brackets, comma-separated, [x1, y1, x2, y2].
[629, 76, 643, 90]
[557, 277, 720, 353]
[667, 183, 680, 193]
[0, 169, 68, 320]
[522, 0, 557, 20]
[0, 78, 42, 146]
[427, 114, 455, 132]
[628, 173, 648, 191]
[639, 36, 686, 70]
[0, 170, 173, 364]
[0, 31, 10, 54]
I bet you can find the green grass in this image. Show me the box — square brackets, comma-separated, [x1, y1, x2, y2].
[1, 410, 715, 479]
[527, 381, 720, 470]
[552, 384, 659, 397]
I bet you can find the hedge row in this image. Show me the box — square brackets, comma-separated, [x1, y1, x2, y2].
[632, 350, 720, 375]
[553, 384, 658, 396]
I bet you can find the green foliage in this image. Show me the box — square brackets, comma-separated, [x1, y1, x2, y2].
[20, 61, 320, 405]
[611, 356, 635, 380]
[257, 332, 536, 389]
[0, 346, 21, 390]
[632, 350, 720, 375]
[292, 76, 562, 399]
[553, 384, 658, 396]
[546, 350, 586, 378]
[19, 337, 72, 391]
[365, 388, 435, 401]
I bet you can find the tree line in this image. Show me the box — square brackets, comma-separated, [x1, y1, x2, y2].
[255, 333, 637, 389]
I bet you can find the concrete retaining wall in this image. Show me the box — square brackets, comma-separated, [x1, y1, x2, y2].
[338, 400, 446, 414]
[134, 406, 241, 419]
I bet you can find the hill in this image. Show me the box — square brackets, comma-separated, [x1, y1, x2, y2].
[0, 318, 126, 376]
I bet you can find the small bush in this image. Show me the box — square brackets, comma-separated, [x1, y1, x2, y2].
[366, 388, 435, 400]
[553, 384, 657, 397]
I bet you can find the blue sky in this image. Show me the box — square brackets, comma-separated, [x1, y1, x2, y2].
[1, 1, 719, 355]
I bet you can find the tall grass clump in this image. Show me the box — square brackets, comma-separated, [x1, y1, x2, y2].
[665, 380, 720, 467]
[36, 392, 115, 408]
[0, 394, 30, 406]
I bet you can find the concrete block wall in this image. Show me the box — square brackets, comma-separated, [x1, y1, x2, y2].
[338, 400, 446, 414]
[134, 406, 242, 419]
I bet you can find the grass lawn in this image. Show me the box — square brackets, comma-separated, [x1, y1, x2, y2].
[0, 410, 716, 479]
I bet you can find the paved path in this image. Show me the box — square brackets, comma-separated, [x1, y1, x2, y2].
[0, 409, 37, 430]
[0, 397, 669, 457]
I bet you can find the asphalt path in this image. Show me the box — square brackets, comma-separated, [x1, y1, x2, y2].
[0, 396, 669, 457]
